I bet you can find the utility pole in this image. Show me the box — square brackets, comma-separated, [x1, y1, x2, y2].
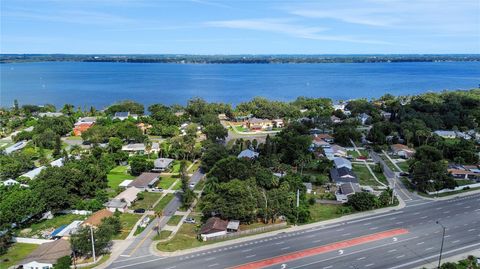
[295, 189, 300, 225]
[436, 221, 446, 269]
[90, 225, 96, 263]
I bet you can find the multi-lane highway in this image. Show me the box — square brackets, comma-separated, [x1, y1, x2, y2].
[107, 185, 480, 269]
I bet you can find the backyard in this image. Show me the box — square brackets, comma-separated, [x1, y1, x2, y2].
[352, 164, 382, 187]
[166, 215, 183, 226]
[107, 165, 135, 189]
[308, 204, 353, 223]
[157, 176, 178, 189]
[114, 213, 142, 240]
[131, 192, 163, 210]
[0, 243, 38, 269]
[17, 214, 87, 238]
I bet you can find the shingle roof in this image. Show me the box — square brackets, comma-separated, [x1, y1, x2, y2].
[128, 173, 160, 188]
[21, 239, 71, 265]
[115, 187, 141, 203]
[83, 209, 113, 227]
[339, 182, 361, 195]
[199, 217, 228, 235]
[330, 167, 358, 184]
[154, 158, 174, 169]
[334, 157, 352, 169]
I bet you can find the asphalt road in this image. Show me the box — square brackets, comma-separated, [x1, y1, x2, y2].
[108, 191, 480, 269]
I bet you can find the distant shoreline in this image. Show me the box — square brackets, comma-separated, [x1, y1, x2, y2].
[1, 54, 480, 64]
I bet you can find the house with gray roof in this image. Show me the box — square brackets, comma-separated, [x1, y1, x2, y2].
[334, 157, 352, 170]
[153, 158, 174, 172]
[128, 173, 160, 190]
[237, 149, 259, 159]
[330, 167, 358, 185]
[19, 239, 71, 269]
[336, 182, 361, 203]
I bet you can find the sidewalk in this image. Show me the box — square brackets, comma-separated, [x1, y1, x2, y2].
[153, 198, 406, 257]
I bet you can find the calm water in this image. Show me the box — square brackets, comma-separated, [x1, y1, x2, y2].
[1, 61, 479, 108]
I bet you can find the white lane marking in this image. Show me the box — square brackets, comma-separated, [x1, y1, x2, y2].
[108, 257, 167, 269]
[306, 234, 316, 238]
[166, 267, 176, 269]
[369, 227, 379, 230]
[246, 254, 256, 258]
[389, 242, 480, 269]
[413, 212, 420, 215]
[208, 263, 219, 267]
[416, 242, 424, 245]
[444, 235, 451, 238]
[420, 216, 428, 219]
[425, 247, 434, 251]
[365, 263, 374, 267]
[281, 246, 291, 250]
[395, 221, 404, 225]
[241, 249, 252, 253]
[276, 241, 285, 245]
[396, 255, 405, 259]
[388, 249, 397, 253]
[119, 255, 130, 257]
[323, 266, 333, 269]
[468, 229, 476, 232]
[363, 222, 372, 226]
[335, 228, 344, 232]
[452, 240, 460, 244]
[389, 217, 397, 220]
[205, 257, 216, 261]
[313, 239, 322, 243]
[341, 233, 351, 236]
[357, 257, 366, 261]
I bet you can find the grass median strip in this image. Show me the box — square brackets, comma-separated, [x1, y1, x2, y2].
[154, 193, 175, 212]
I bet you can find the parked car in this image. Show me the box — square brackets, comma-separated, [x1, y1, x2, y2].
[151, 187, 163, 192]
[189, 183, 195, 188]
[184, 218, 196, 224]
[134, 208, 146, 214]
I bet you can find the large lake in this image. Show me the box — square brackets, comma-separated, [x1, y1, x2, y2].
[1, 61, 479, 108]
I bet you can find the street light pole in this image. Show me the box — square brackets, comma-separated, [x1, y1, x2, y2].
[90, 225, 96, 263]
[436, 221, 446, 269]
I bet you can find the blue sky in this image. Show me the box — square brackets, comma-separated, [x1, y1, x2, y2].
[1, 0, 479, 54]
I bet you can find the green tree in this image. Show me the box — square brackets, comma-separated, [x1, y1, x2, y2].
[203, 123, 227, 141]
[348, 192, 377, 211]
[53, 256, 72, 269]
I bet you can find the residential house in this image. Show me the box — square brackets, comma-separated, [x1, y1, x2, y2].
[433, 130, 457, 139]
[82, 209, 113, 228]
[113, 111, 138, 121]
[312, 137, 331, 149]
[335, 182, 361, 203]
[315, 133, 334, 143]
[303, 182, 313, 194]
[448, 168, 480, 181]
[19, 239, 71, 269]
[330, 115, 343, 124]
[334, 157, 352, 170]
[380, 111, 392, 120]
[104, 187, 141, 212]
[153, 158, 174, 172]
[237, 149, 259, 159]
[272, 119, 284, 128]
[128, 172, 160, 190]
[2, 179, 20, 186]
[5, 141, 27, 154]
[136, 123, 152, 134]
[73, 122, 94, 136]
[245, 118, 273, 131]
[38, 112, 63, 117]
[357, 113, 371, 125]
[122, 142, 160, 154]
[199, 217, 228, 241]
[218, 113, 228, 121]
[20, 166, 46, 180]
[390, 144, 416, 159]
[323, 147, 335, 160]
[330, 167, 359, 185]
[331, 145, 348, 158]
[104, 199, 128, 213]
[75, 117, 96, 125]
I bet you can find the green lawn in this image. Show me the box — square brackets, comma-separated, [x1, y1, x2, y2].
[131, 192, 163, 210]
[369, 164, 388, 185]
[380, 154, 400, 172]
[170, 160, 192, 173]
[134, 217, 153, 236]
[153, 194, 175, 212]
[17, 214, 86, 238]
[188, 161, 201, 173]
[0, 243, 39, 269]
[66, 136, 83, 140]
[231, 125, 249, 133]
[347, 149, 368, 158]
[107, 166, 135, 189]
[308, 204, 352, 223]
[153, 230, 172, 241]
[396, 161, 410, 172]
[114, 213, 142, 240]
[167, 215, 183, 226]
[172, 180, 182, 190]
[352, 164, 381, 187]
[157, 176, 178, 189]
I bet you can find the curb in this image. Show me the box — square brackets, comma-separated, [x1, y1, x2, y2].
[152, 199, 406, 257]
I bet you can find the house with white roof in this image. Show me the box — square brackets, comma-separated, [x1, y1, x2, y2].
[334, 157, 352, 170]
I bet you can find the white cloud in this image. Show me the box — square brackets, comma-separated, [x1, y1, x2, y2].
[205, 18, 390, 44]
[4, 9, 134, 25]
